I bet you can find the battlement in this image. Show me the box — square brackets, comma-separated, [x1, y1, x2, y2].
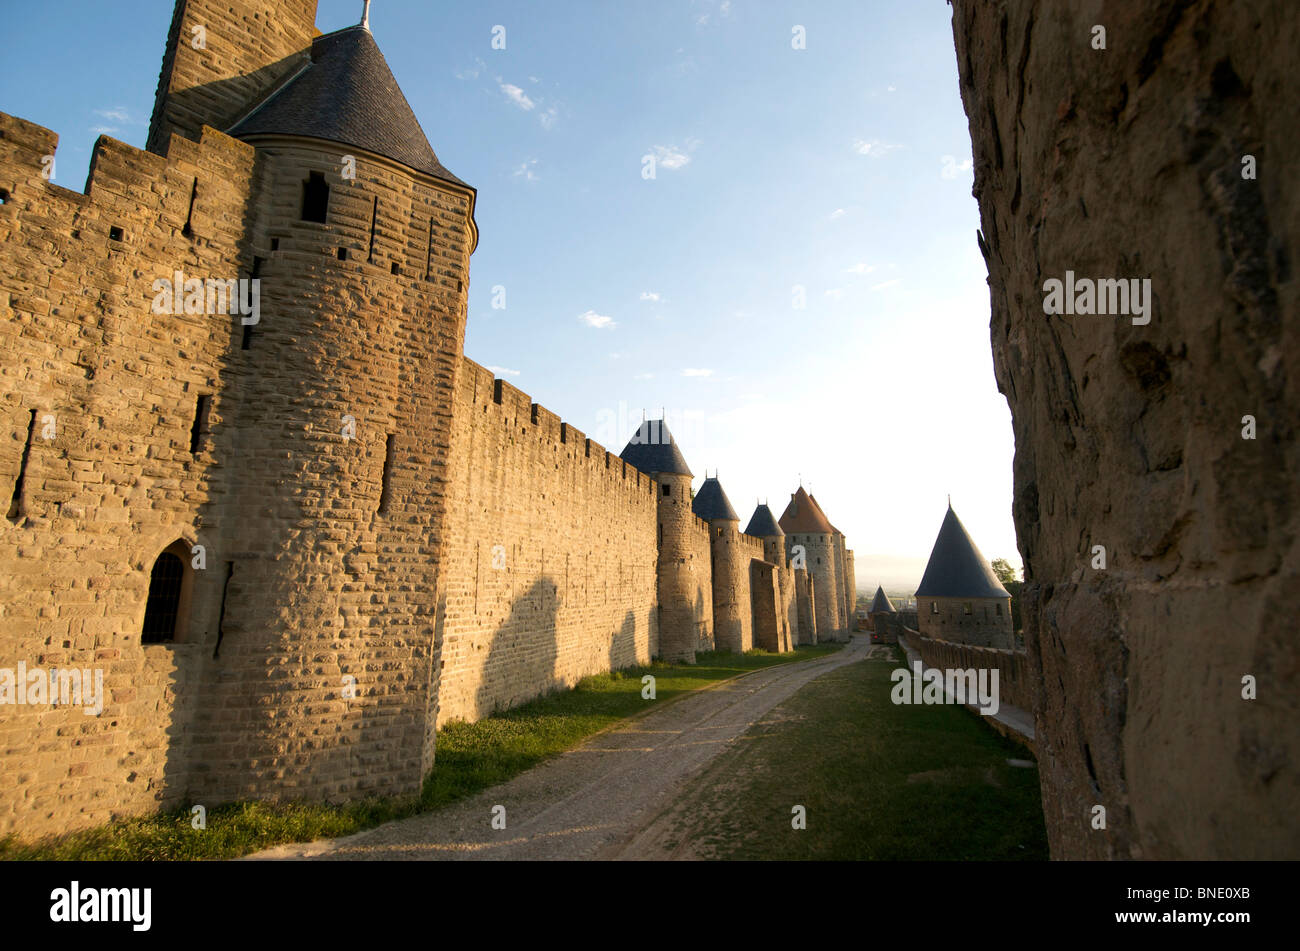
[458, 357, 656, 504]
[0, 114, 258, 297]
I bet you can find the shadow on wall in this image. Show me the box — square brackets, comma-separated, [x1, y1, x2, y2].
[147, 52, 308, 154]
[609, 608, 639, 673]
[474, 577, 560, 719]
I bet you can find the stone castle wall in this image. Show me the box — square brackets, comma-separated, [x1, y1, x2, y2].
[0, 0, 852, 841]
[685, 515, 715, 655]
[904, 628, 1033, 713]
[709, 524, 762, 653]
[788, 532, 842, 639]
[0, 115, 255, 837]
[952, 0, 1299, 857]
[434, 359, 659, 725]
[793, 568, 816, 644]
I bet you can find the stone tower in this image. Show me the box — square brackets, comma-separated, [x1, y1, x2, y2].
[147, 0, 321, 154]
[197, 17, 478, 803]
[779, 486, 843, 640]
[694, 475, 751, 653]
[620, 420, 711, 663]
[914, 503, 1012, 648]
[744, 502, 796, 651]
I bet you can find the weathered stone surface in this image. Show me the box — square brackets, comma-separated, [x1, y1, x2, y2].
[951, 0, 1299, 858]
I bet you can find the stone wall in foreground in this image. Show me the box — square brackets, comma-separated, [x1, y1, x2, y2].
[952, 0, 1298, 858]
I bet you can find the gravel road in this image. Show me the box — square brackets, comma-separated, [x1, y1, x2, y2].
[248, 637, 868, 861]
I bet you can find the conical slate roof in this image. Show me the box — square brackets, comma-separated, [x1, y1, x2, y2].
[620, 420, 692, 478]
[915, 505, 1011, 599]
[693, 477, 739, 521]
[778, 486, 834, 534]
[869, 586, 896, 614]
[744, 504, 784, 539]
[229, 26, 468, 187]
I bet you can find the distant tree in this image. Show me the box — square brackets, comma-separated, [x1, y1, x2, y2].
[991, 558, 1023, 636]
[991, 558, 1018, 584]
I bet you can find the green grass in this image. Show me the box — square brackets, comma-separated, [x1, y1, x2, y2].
[0, 643, 842, 861]
[654, 645, 1049, 860]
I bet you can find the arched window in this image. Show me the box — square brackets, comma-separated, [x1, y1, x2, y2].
[142, 541, 194, 644]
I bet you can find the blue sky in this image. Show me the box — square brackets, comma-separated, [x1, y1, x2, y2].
[0, 0, 1021, 590]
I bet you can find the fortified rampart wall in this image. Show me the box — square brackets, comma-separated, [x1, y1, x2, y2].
[435, 359, 659, 725]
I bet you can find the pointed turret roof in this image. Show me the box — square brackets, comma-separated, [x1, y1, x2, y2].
[778, 486, 834, 534]
[869, 586, 896, 614]
[229, 26, 468, 187]
[619, 419, 692, 478]
[744, 503, 783, 538]
[808, 493, 843, 534]
[693, 476, 739, 521]
[915, 504, 1011, 599]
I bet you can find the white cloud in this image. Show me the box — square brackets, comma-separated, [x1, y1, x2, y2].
[540, 106, 558, 129]
[940, 155, 973, 179]
[854, 138, 902, 158]
[824, 289, 845, 302]
[845, 262, 875, 275]
[513, 159, 539, 182]
[640, 291, 662, 302]
[579, 310, 617, 329]
[486, 365, 521, 377]
[90, 125, 120, 135]
[635, 372, 655, 380]
[499, 82, 535, 111]
[682, 368, 714, 378]
[652, 145, 692, 170]
[872, 279, 901, 291]
[887, 84, 897, 93]
[94, 107, 133, 123]
[455, 58, 487, 81]
[829, 208, 846, 220]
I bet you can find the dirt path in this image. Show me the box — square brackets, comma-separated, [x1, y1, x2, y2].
[248, 637, 869, 861]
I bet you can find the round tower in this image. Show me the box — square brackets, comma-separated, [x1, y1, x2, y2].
[190, 19, 479, 805]
[745, 502, 793, 652]
[779, 486, 841, 640]
[695, 475, 749, 653]
[620, 419, 702, 663]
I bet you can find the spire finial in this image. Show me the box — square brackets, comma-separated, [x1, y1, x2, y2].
[948, 493, 952, 508]
[361, 0, 372, 30]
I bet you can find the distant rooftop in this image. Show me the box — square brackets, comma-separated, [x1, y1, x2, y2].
[619, 419, 693, 478]
[778, 486, 834, 534]
[693, 476, 739, 521]
[914, 504, 1011, 599]
[744, 503, 783, 538]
